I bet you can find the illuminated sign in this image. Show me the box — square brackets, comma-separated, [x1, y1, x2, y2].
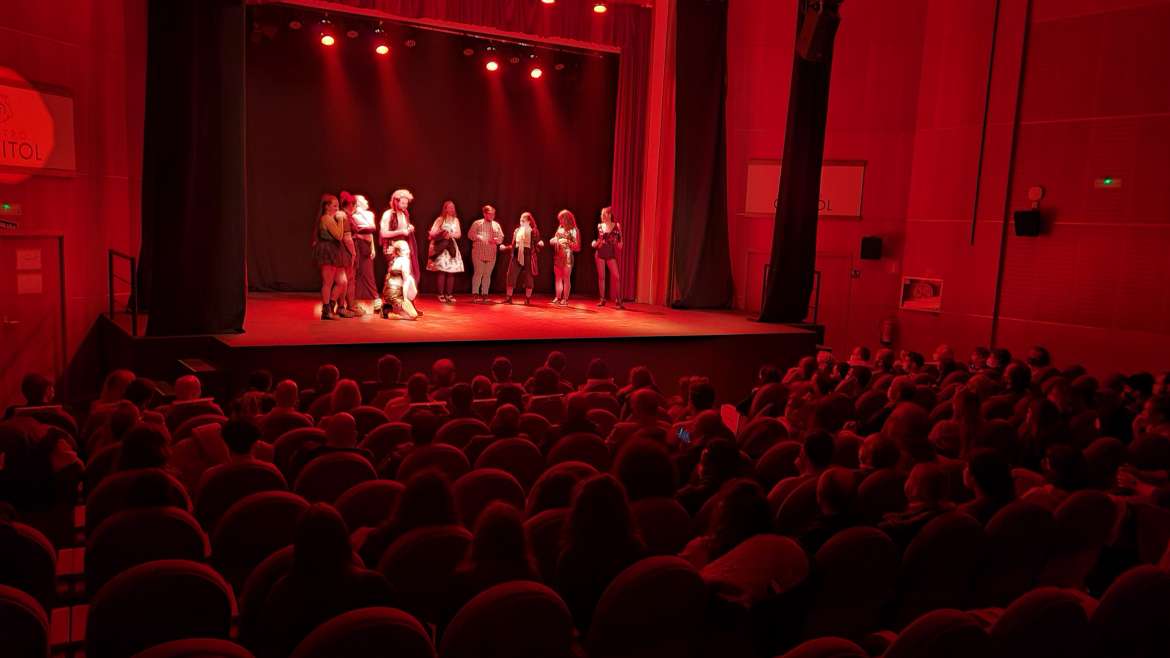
[0, 67, 76, 182]
[744, 160, 866, 218]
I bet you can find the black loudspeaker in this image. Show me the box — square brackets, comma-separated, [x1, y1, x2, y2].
[1013, 209, 1042, 237]
[796, 1, 842, 62]
[860, 236, 882, 260]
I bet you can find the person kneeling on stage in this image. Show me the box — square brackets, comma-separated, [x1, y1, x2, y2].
[381, 240, 419, 320]
[501, 212, 544, 306]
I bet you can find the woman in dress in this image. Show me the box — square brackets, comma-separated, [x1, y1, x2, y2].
[551, 209, 581, 306]
[501, 212, 544, 306]
[350, 194, 380, 313]
[592, 206, 624, 309]
[427, 200, 464, 303]
[381, 189, 423, 317]
[380, 240, 419, 320]
[312, 193, 349, 320]
[335, 191, 360, 317]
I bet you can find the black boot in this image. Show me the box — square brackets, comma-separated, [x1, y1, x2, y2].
[381, 303, 390, 319]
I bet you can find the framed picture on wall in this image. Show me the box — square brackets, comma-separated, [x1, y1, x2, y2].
[900, 276, 943, 313]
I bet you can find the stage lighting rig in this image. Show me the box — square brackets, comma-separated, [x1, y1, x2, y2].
[318, 17, 335, 46]
[374, 23, 390, 55]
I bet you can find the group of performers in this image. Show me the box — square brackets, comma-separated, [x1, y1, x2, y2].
[312, 189, 624, 321]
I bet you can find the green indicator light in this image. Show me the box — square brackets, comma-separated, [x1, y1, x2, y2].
[1102, 178, 1113, 185]
[1, 203, 9, 210]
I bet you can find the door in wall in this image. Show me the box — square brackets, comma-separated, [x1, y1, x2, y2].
[0, 236, 65, 409]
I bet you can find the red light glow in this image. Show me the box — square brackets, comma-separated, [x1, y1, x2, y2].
[593, 3, 607, 13]
[375, 44, 390, 55]
[530, 67, 543, 79]
[486, 60, 500, 72]
[320, 34, 335, 46]
[542, 0, 556, 4]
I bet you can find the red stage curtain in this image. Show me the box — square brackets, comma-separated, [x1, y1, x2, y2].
[320, 0, 650, 301]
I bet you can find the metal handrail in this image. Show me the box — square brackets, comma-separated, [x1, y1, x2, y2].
[107, 249, 138, 336]
[761, 265, 822, 325]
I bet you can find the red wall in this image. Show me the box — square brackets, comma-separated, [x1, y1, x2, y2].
[728, 0, 1170, 375]
[0, 0, 146, 358]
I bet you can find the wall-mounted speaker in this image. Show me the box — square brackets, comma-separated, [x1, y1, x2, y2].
[1013, 209, 1042, 237]
[860, 236, 882, 260]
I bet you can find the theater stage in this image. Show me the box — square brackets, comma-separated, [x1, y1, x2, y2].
[104, 293, 817, 404]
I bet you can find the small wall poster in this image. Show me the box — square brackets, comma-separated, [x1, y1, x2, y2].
[900, 276, 943, 313]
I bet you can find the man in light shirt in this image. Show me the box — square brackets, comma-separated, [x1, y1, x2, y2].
[467, 205, 504, 303]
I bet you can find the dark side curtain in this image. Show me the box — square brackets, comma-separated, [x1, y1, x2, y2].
[757, 3, 838, 323]
[669, 0, 734, 309]
[139, 0, 247, 335]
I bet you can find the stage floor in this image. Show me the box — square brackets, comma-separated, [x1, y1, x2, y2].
[217, 292, 809, 347]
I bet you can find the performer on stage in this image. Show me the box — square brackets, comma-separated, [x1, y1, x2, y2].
[467, 204, 504, 303]
[336, 191, 360, 317]
[592, 206, 625, 309]
[350, 194, 380, 313]
[552, 209, 581, 306]
[381, 239, 419, 320]
[501, 212, 544, 306]
[427, 200, 464, 303]
[381, 189, 423, 316]
[312, 193, 349, 320]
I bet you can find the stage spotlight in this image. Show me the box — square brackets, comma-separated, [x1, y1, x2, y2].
[463, 47, 475, 57]
[593, 3, 608, 13]
[554, 62, 566, 71]
[376, 43, 390, 55]
[509, 55, 521, 64]
[485, 59, 500, 72]
[374, 24, 389, 55]
[346, 29, 359, 39]
[404, 38, 417, 48]
[318, 18, 335, 46]
[288, 19, 303, 30]
[541, 0, 556, 4]
[530, 66, 543, 79]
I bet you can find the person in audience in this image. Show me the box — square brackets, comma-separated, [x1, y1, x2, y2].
[873, 349, 895, 375]
[290, 413, 372, 481]
[969, 347, 990, 373]
[430, 359, 458, 403]
[171, 375, 202, 402]
[607, 388, 672, 450]
[169, 420, 230, 491]
[329, 378, 363, 415]
[783, 356, 819, 386]
[879, 462, 955, 551]
[302, 364, 340, 411]
[1026, 345, 1052, 375]
[858, 434, 901, 476]
[368, 355, 406, 409]
[733, 365, 781, 415]
[1023, 444, 1089, 510]
[617, 366, 659, 413]
[440, 502, 539, 628]
[257, 504, 392, 658]
[2, 374, 55, 419]
[581, 358, 615, 392]
[470, 375, 493, 401]
[555, 474, 645, 632]
[528, 367, 563, 396]
[93, 369, 136, 412]
[676, 438, 745, 516]
[257, 379, 312, 442]
[674, 378, 716, 424]
[234, 369, 276, 416]
[357, 470, 457, 567]
[834, 364, 872, 398]
[114, 424, 171, 471]
[933, 344, 961, 381]
[558, 393, 600, 437]
[1133, 394, 1170, 440]
[123, 378, 161, 411]
[88, 400, 143, 454]
[490, 356, 514, 391]
[958, 448, 1015, 524]
[405, 372, 432, 405]
[447, 383, 476, 419]
[681, 478, 772, 568]
[797, 467, 861, 555]
[198, 417, 267, 490]
[986, 348, 1012, 375]
[883, 402, 936, 467]
[613, 438, 677, 501]
[527, 468, 586, 516]
[748, 382, 790, 420]
[847, 345, 872, 366]
[489, 403, 522, 440]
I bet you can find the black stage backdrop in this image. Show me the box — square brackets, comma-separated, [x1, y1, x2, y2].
[669, 0, 734, 309]
[245, 8, 619, 296]
[140, 0, 247, 335]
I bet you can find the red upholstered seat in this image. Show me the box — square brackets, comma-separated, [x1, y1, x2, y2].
[989, 587, 1096, 658]
[971, 501, 1054, 607]
[586, 408, 618, 437]
[582, 392, 621, 416]
[165, 400, 226, 432]
[475, 437, 546, 491]
[737, 417, 789, 459]
[396, 444, 470, 482]
[548, 432, 611, 471]
[359, 422, 413, 464]
[0, 521, 56, 612]
[377, 525, 472, 625]
[805, 527, 899, 640]
[855, 468, 907, 523]
[440, 581, 574, 658]
[237, 546, 294, 653]
[194, 461, 287, 534]
[896, 511, 985, 627]
[767, 475, 812, 514]
[471, 398, 497, 421]
[518, 413, 553, 448]
[1090, 565, 1170, 658]
[86, 468, 191, 534]
[291, 607, 434, 658]
[258, 411, 313, 444]
[86, 507, 209, 595]
[754, 441, 802, 492]
[1039, 490, 1119, 589]
[293, 452, 377, 503]
[589, 556, 708, 658]
[173, 414, 229, 442]
[452, 468, 525, 527]
[526, 395, 567, 424]
[524, 508, 571, 582]
[211, 491, 309, 591]
[133, 638, 255, 658]
[778, 637, 868, 658]
[335, 480, 405, 530]
[701, 535, 809, 606]
[349, 406, 390, 439]
[85, 442, 123, 494]
[434, 418, 492, 450]
[884, 609, 990, 658]
[87, 560, 234, 658]
[273, 428, 327, 477]
[0, 584, 49, 658]
[775, 477, 819, 535]
[630, 497, 692, 555]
